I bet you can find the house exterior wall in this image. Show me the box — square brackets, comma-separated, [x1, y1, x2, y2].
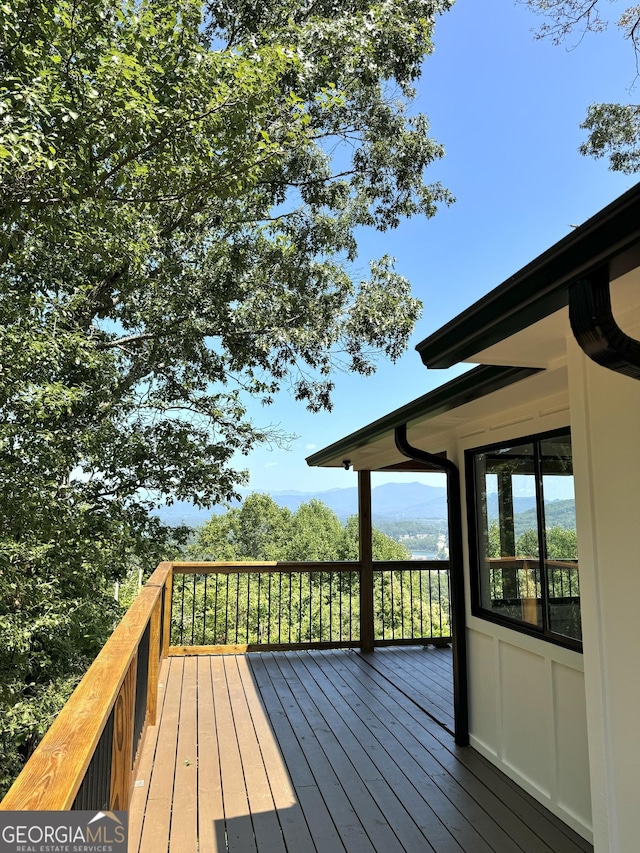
[567, 337, 640, 853]
[431, 387, 593, 841]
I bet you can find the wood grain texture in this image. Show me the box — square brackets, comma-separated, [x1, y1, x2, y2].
[128, 647, 592, 853]
[0, 562, 171, 811]
[110, 656, 137, 810]
[161, 565, 173, 659]
[146, 596, 162, 726]
[168, 640, 360, 656]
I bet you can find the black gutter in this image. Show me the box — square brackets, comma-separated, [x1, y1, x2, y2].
[394, 425, 469, 747]
[569, 265, 640, 380]
[306, 365, 542, 468]
[417, 182, 640, 369]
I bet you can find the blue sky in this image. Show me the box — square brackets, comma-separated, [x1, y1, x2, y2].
[235, 0, 636, 495]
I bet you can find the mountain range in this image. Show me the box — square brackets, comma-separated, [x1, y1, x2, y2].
[153, 481, 573, 529]
[154, 481, 448, 527]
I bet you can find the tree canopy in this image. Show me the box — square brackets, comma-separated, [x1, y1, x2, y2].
[522, 0, 640, 172]
[189, 494, 411, 561]
[0, 0, 452, 794]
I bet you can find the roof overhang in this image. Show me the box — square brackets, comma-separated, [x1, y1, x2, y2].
[306, 364, 542, 470]
[308, 183, 640, 473]
[416, 182, 640, 368]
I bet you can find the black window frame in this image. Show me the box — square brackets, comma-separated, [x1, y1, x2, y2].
[466, 426, 582, 653]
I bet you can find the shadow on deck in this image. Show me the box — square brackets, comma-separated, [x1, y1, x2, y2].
[129, 646, 591, 853]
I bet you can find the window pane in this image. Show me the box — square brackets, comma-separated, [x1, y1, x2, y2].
[475, 442, 542, 627]
[540, 434, 581, 642]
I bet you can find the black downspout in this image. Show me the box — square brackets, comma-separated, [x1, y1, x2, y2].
[569, 264, 640, 380]
[394, 425, 469, 747]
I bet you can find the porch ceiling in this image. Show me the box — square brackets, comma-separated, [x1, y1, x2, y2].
[307, 364, 568, 471]
[416, 183, 640, 369]
[468, 255, 640, 369]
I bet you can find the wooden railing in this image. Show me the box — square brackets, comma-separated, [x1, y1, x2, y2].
[0, 562, 171, 812]
[170, 559, 451, 653]
[0, 558, 451, 812]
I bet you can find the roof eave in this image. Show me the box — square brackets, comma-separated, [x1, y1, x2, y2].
[416, 182, 640, 369]
[306, 364, 541, 468]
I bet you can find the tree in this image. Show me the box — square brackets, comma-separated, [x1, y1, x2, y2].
[184, 497, 420, 648]
[339, 515, 412, 561]
[190, 497, 411, 562]
[287, 500, 345, 562]
[522, 0, 640, 172]
[192, 493, 293, 560]
[0, 0, 454, 793]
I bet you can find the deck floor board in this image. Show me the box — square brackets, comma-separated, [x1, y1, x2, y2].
[129, 646, 592, 853]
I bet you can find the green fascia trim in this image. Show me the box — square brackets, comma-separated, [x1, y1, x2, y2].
[306, 364, 541, 468]
[417, 182, 640, 369]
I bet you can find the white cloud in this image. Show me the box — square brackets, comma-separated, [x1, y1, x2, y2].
[264, 462, 278, 468]
[304, 443, 317, 450]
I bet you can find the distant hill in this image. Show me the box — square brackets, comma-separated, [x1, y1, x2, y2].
[153, 483, 576, 534]
[153, 480, 449, 528]
[511, 499, 577, 534]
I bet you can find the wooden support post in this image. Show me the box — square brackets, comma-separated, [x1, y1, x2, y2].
[162, 565, 173, 659]
[147, 597, 162, 726]
[109, 656, 137, 811]
[358, 470, 374, 653]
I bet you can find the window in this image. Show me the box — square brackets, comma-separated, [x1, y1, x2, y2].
[467, 428, 581, 649]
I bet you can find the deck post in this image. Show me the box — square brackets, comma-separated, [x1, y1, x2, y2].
[162, 564, 173, 658]
[358, 470, 374, 652]
[109, 656, 137, 810]
[147, 596, 162, 726]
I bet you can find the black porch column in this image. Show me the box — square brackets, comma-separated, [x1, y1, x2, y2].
[358, 469, 374, 653]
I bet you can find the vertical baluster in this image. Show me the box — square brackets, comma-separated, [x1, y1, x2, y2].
[299, 572, 303, 643]
[278, 571, 283, 645]
[235, 572, 241, 644]
[191, 575, 197, 646]
[443, 569, 448, 635]
[419, 569, 424, 639]
[224, 572, 230, 644]
[246, 572, 251, 644]
[213, 573, 219, 643]
[267, 572, 272, 644]
[390, 569, 395, 640]
[202, 574, 208, 645]
[409, 567, 414, 639]
[329, 571, 334, 642]
[256, 572, 261, 643]
[319, 570, 323, 642]
[428, 569, 434, 636]
[180, 573, 186, 645]
[339, 570, 343, 643]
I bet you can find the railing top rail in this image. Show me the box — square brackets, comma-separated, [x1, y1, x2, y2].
[172, 560, 451, 574]
[373, 559, 450, 570]
[172, 560, 364, 574]
[488, 557, 579, 569]
[0, 561, 172, 811]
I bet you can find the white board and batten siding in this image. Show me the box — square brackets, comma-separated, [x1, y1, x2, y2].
[428, 379, 594, 843]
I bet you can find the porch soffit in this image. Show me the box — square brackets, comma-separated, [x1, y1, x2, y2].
[307, 365, 568, 471]
[416, 183, 640, 369]
[466, 258, 640, 368]
[308, 187, 640, 474]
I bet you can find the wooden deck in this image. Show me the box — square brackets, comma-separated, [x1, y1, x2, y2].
[129, 646, 592, 853]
